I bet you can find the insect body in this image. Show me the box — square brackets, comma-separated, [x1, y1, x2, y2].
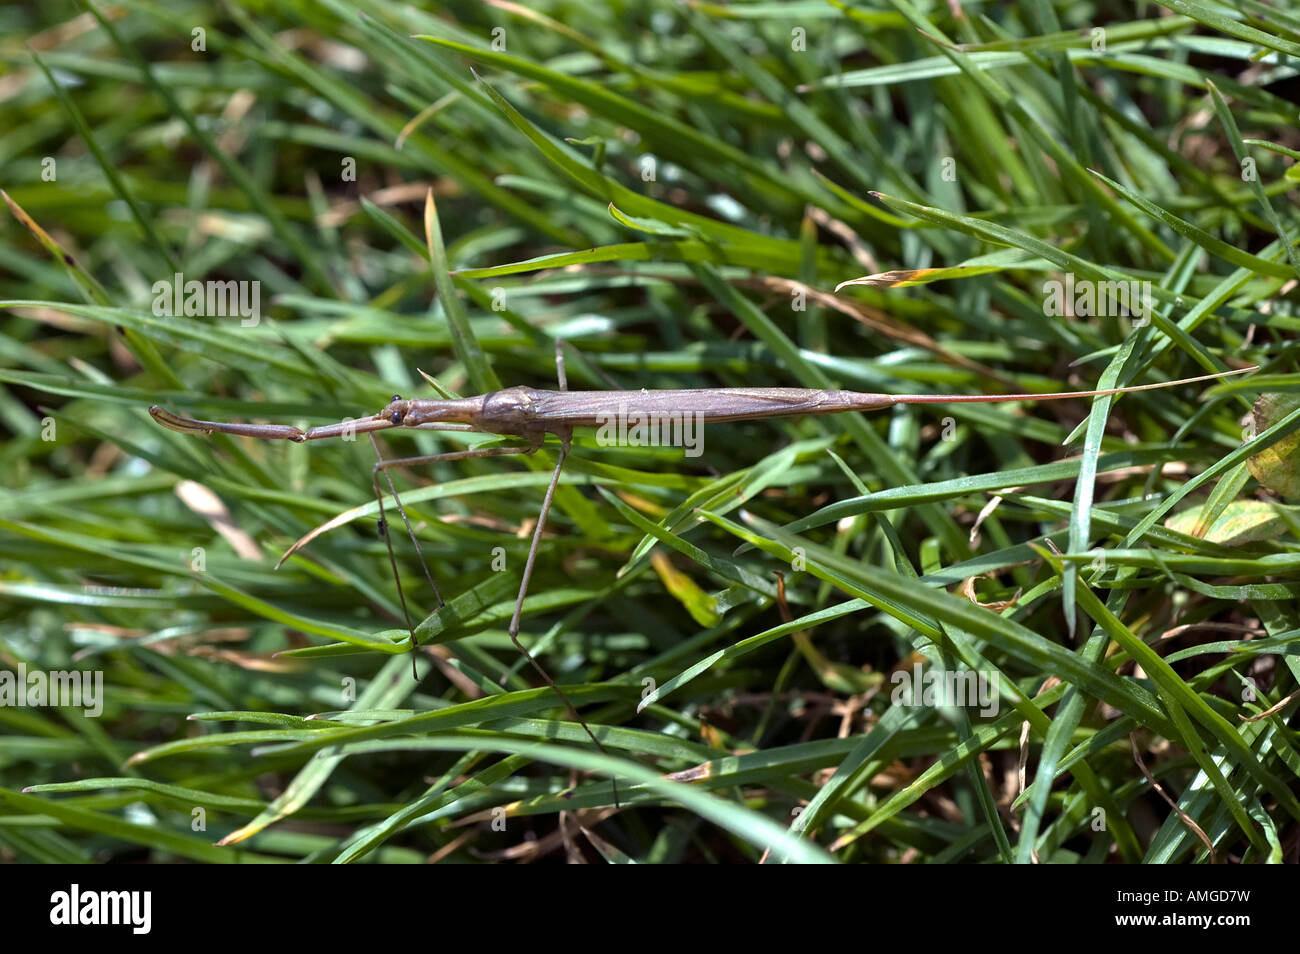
[153, 369, 1249, 444]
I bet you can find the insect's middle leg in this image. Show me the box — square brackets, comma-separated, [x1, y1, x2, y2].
[502, 428, 622, 806]
[368, 434, 542, 679]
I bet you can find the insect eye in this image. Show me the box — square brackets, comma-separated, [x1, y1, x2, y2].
[392, 395, 402, 403]
[391, 409, 404, 425]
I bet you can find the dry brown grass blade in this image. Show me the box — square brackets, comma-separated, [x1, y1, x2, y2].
[1131, 733, 1218, 863]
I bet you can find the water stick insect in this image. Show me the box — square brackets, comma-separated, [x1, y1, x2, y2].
[150, 362, 1255, 803]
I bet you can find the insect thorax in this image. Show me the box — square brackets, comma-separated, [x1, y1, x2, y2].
[476, 385, 545, 437]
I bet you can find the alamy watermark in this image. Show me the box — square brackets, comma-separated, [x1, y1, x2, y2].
[891, 662, 999, 717]
[50, 884, 150, 934]
[0, 663, 103, 717]
[594, 403, 705, 457]
[1043, 273, 1153, 325]
[152, 272, 261, 326]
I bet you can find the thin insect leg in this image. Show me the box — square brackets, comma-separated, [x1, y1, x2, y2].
[555, 338, 624, 390]
[507, 429, 622, 808]
[554, 337, 568, 392]
[368, 435, 541, 680]
[491, 346, 573, 682]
